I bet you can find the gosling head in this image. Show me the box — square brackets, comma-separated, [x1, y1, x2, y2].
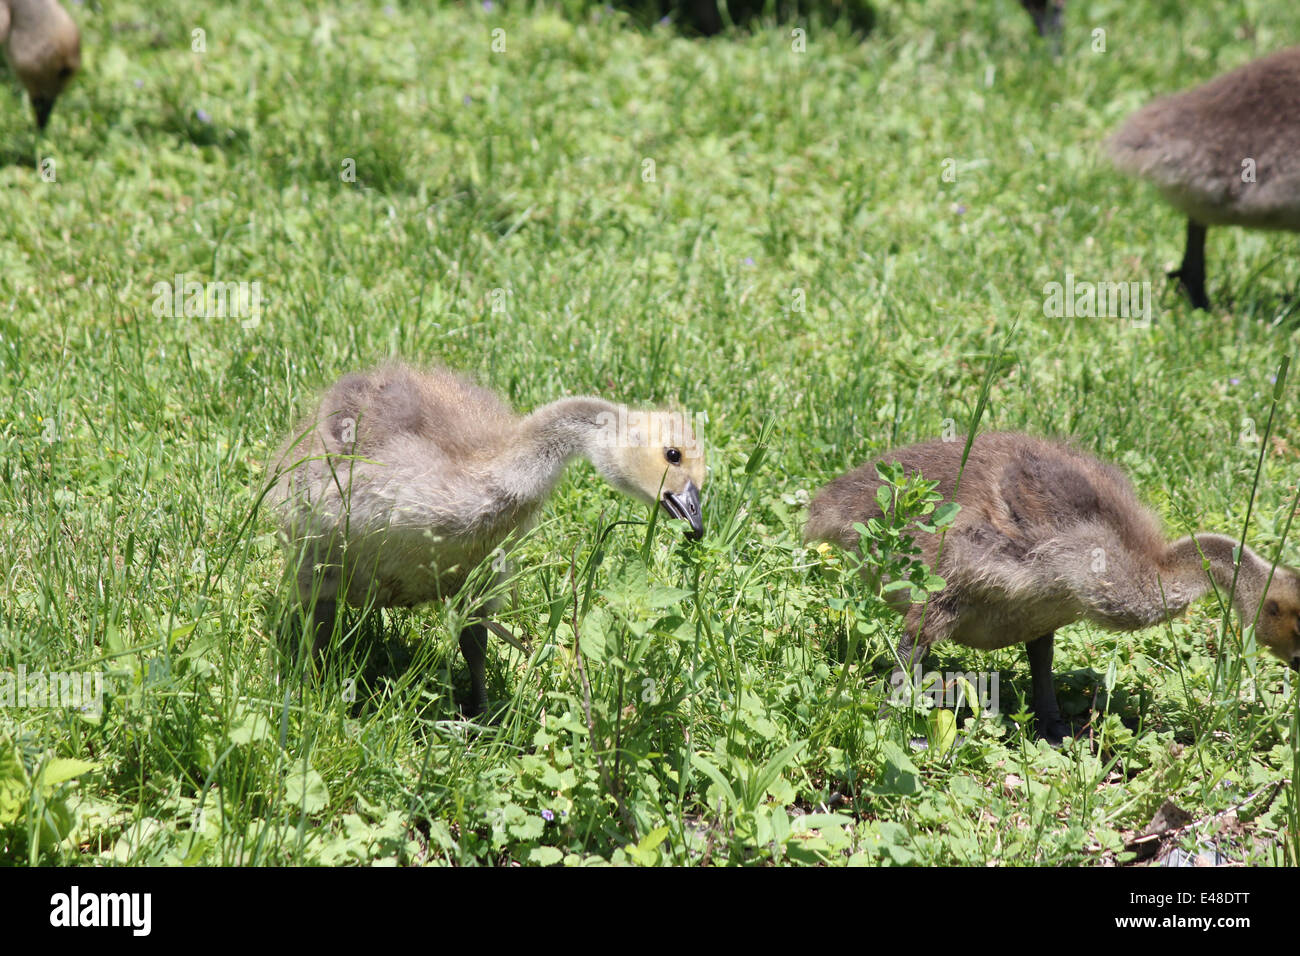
[1256, 566, 1300, 672]
[8, 2, 81, 130]
[589, 409, 707, 539]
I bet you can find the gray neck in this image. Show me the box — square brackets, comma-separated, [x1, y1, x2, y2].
[1160, 533, 1271, 621]
[497, 397, 620, 506]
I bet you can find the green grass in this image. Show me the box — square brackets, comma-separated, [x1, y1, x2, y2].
[2, 0, 1300, 865]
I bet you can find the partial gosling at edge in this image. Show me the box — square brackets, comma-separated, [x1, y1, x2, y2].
[805, 432, 1300, 743]
[269, 361, 707, 715]
[1, 0, 80, 129]
[1107, 46, 1300, 311]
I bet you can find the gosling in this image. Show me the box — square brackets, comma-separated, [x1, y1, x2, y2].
[805, 432, 1300, 743]
[1107, 46, 1300, 310]
[2, 0, 80, 130]
[270, 362, 707, 714]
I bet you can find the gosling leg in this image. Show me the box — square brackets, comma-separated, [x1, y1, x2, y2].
[1169, 219, 1210, 311]
[894, 632, 923, 672]
[686, 0, 724, 35]
[458, 621, 490, 717]
[1026, 632, 1070, 744]
[1019, 0, 1064, 53]
[310, 599, 338, 661]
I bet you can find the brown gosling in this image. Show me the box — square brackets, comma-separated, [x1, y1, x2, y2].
[1107, 46, 1300, 311]
[270, 362, 707, 714]
[1, 0, 80, 130]
[805, 432, 1300, 743]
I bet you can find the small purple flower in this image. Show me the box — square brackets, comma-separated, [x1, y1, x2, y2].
[659, 15, 671, 25]
[1229, 377, 1240, 386]
[463, 94, 473, 106]
[955, 204, 966, 215]
[482, 0, 494, 10]
[195, 108, 212, 124]
[541, 809, 555, 822]
[133, 78, 144, 89]
[1271, 375, 1278, 384]
[743, 257, 755, 267]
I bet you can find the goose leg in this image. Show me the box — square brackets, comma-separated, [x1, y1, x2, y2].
[1026, 632, 1070, 744]
[687, 0, 724, 35]
[1169, 219, 1210, 311]
[1019, 0, 1064, 52]
[310, 599, 337, 661]
[458, 621, 490, 716]
[895, 632, 923, 671]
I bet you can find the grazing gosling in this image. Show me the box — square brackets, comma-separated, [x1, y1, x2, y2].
[1, 0, 80, 130]
[805, 432, 1300, 743]
[1107, 46, 1300, 310]
[270, 362, 707, 714]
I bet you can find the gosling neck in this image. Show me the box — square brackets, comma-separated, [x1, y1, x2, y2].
[1160, 533, 1273, 622]
[502, 397, 623, 505]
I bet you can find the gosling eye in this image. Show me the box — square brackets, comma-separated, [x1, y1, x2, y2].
[665, 447, 682, 465]
[1266, 600, 1280, 616]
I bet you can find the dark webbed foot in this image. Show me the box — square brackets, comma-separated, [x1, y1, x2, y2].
[1035, 716, 1073, 746]
[1169, 270, 1211, 312]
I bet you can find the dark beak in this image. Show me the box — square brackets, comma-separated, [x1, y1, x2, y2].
[661, 480, 703, 540]
[32, 96, 55, 131]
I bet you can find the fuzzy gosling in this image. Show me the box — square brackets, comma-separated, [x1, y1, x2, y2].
[2, 0, 80, 130]
[805, 432, 1300, 743]
[1107, 46, 1300, 310]
[270, 362, 706, 714]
